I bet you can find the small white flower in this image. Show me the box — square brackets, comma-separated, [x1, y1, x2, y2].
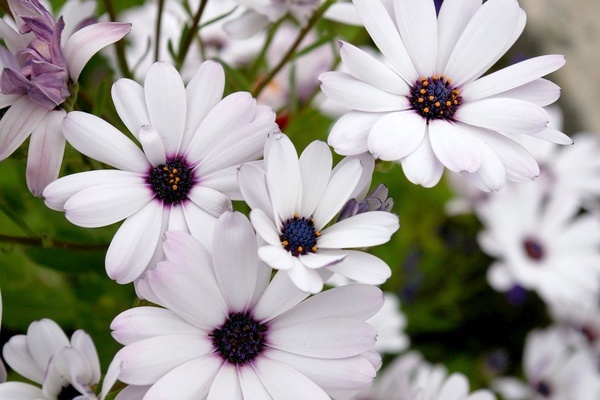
[43, 61, 277, 284]
[320, 0, 571, 191]
[476, 180, 600, 307]
[0, 318, 111, 399]
[493, 327, 600, 400]
[238, 133, 399, 293]
[111, 211, 383, 399]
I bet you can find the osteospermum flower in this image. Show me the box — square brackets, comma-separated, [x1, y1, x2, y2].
[493, 327, 600, 400]
[238, 133, 399, 293]
[43, 61, 277, 284]
[320, 0, 572, 191]
[0, 0, 131, 195]
[0, 318, 114, 399]
[110, 211, 383, 399]
[476, 180, 600, 307]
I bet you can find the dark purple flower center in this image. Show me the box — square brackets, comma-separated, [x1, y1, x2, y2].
[409, 75, 461, 122]
[523, 237, 545, 261]
[58, 384, 81, 400]
[535, 380, 552, 397]
[210, 312, 268, 365]
[280, 213, 320, 256]
[146, 157, 194, 205]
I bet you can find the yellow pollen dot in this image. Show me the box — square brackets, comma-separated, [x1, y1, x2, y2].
[175, 177, 180, 182]
[446, 101, 452, 106]
[428, 95, 434, 101]
[312, 246, 318, 252]
[418, 97, 424, 103]
[433, 75, 438, 80]
[294, 213, 299, 218]
[169, 179, 174, 184]
[172, 184, 178, 190]
[446, 78, 452, 83]
[453, 100, 458, 105]
[297, 246, 303, 253]
[163, 166, 169, 171]
[282, 240, 289, 246]
[172, 169, 178, 174]
[422, 81, 428, 86]
[316, 231, 321, 237]
[434, 101, 441, 107]
[423, 107, 430, 113]
[420, 89, 426, 94]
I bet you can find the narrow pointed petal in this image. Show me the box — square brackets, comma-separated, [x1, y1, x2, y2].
[266, 133, 301, 221]
[238, 163, 271, 215]
[111, 78, 150, 140]
[145, 62, 186, 155]
[26, 109, 66, 196]
[298, 141, 332, 217]
[395, 0, 438, 77]
[0, 96, 48, 160]
[527, 126, 572, 145]
[62, 111, 149, 172]
[352, 0, 418, 82]
[298, 252, 346, 270]
[367, 111, 426, 161]
[436, 0, 481, 71]
[105, 202, 164, 284]
[138, 125, 166, 167]
[64, 22, 131, 81]
[250, 209, 281, 246]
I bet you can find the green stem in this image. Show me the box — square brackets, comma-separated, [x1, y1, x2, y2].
[102, 0, 132, 79]
[176, 0, 209, 69]
[251, 0, 335, 98]
[154, 0, 165, 62]
[0, 234, 108, 251]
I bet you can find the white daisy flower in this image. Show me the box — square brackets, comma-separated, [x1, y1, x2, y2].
[549, 300, 600, 361]
[110, 211, 383, 399]
[0, 318, 114, 399]
[238, 133, 399, 293]
[476, 179, 600, 307]
[319, 0, 572, 191]
[43, 60, 277, 284]
[412, 369, 496, 400]
[493, 327, 600, 400]
[0, 0, 131, 196]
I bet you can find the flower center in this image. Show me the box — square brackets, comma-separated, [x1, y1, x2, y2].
[146, 157, 194, 205]
[210, 312, 268, 365]
[409, 75, 461, 122]
[58, 384, 81, 400]
[280, 213, 320, 256]
[522, 237, 545, 261]
[535, 380, 552, 397]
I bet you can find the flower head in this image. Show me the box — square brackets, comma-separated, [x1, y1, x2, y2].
[238, 133, 399, 293]
[43, 61, 277, 285]
[320, 0, 571, 191]
[0, 0, 131, 195]
[111, 211, 383, 399]
[0, 318, 111, 399]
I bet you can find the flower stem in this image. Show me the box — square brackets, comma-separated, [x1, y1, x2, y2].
[102, 0, 133, 79]
[251, 0, 335, 98]
[154, 0, 165, 62]
[176, 0, 208, 69]
[0, 234, 108, 251]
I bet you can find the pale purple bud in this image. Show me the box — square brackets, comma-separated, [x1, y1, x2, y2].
[337, 184, 394, 221]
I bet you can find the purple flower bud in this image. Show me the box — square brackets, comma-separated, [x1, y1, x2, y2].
[337, 184, 394, 221]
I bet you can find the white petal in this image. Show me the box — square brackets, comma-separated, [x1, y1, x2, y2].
[116, 336, 213, 385]
[182, 203, 218, 252]
[325, 250, 392, 285]
[2, 336, 45, 382]
[138, 125, 166, 167]
[223, 10, 270, 40]
[443, 0, 520, 86]
[286, 258, 325, 294]
[400, 135, 445, 187]
[183, 60, 225, 150]
[250, 209, 281, 246]
[64, 183, 153, 228]
[436, 0, 481, 71]
[527, 126, 572, 145]
[0, 96, 48, 160]
[213, 212, 259, 312]
[461, 55, 566, 101]
[318, 211, 399, 248]
[202, 164, 245, 201]
[111, 307, 200, 345]
[207, 363, 243, 400]
[62, 111, 149, 172]
[111, 78, 150, 140]
[312, 159, 362, 230]
[367, 111, 426, 161]
[258, 245, 294, 271]
[395, 0, 438, 77]
[105, 201, 164, 284]
[265, 133, 301, 221]
[298, 252, 346, 270]
[268, 318, 376, 358]
[145, 62, 186, 155]
[455, 98, 549, 135]
[238, 163, 272, 215]
[463, 137, 506, 192]
[162, 230, 212, 271]
[26, 110, 66, 196]
[27, 319, 69, 371]
[429, 120, 482, 173]
[239, 367, 272, 399]
[0, 382, 44, 398]
[352, 0, 418, 82]
[328, 111, 382, 156]
[319, 72, 411, 112]
[298, 141, 332, 217]
[490, 78, 561, 107]
[338, 41, 409, 95]
[65, 22, 131, 82]
[0, 93, 21, 108]
[187, 185, 232, 218]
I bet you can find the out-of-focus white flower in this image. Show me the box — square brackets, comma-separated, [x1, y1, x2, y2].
[493, 327, 600, 400]
[0, 318, 112, 399]
[476, 179, 600, 307]
[111, 211, 383, 399]
[0, 290, 5, 383]
[320, 0, 571, 191]
[43, 61, 277, 285]
[0, 0, 131, 196]
[116, 0, 264, 81]
[549, 300, 600, 361]
[238, 133, 399, 293]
